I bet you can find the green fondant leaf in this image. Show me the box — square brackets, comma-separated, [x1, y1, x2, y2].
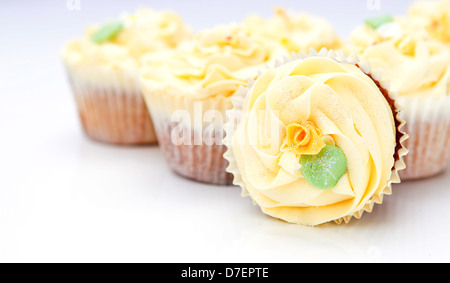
[300, 145, 348, 190]
[91, 21, 123, 44]
[365, 14, 393, 29]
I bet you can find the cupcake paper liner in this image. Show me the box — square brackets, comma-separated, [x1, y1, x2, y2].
[65, 64, 157, 145]
[223, 48, 409, 225]
[141, 87, 234, 185]
[398, 95, 450, 180]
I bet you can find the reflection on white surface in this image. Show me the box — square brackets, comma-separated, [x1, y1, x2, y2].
[0, 0, 449, 263]
[1, 120, 449, 262]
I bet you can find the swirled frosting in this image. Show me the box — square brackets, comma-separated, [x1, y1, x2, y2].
[242, 8, 342, 53]
[62, 9, 192, 73]
[409, 0, 450, 47]
[230, 56, 397, 226]
[348, 17, 450, 98]
[140, 24, 288, 99]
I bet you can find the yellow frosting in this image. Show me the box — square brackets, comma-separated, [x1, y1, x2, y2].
[62, 9, 192, 75]
[348, 17, 429, 53]
[242, 8, 342, 53]
[409, 0, 450, 47]
[231, 56, 397, 226]
[140, 24, 288, 100]
[348, 17, 450, 98]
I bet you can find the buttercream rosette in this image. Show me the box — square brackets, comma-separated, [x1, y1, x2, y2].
[242, 8, 342, 53]
[348, 16, 450, 180]
[408, 0, 450, 48]
[61, 8, 192, 145]
[140, 24, 288, 185]
[223, 49, 408, 226]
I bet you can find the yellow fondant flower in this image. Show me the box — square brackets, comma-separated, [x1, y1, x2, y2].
[283, 121, 325, 155]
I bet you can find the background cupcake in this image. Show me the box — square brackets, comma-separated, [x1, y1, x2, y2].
[223, 50, 407, 226]
[409, 0, 450, 48]
[61, 9, 192, 145]
[348, 15, 450, 180]
[242, 8, 342, 53]
[140, 24, 287, 185]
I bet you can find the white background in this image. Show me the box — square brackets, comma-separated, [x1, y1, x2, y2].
[1, 0, 449, 263]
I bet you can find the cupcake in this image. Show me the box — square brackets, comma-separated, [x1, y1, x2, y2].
[242, 7, 342, 53]
[348, 15, 450, 180]
[139, 24, 288, 185]
[61, 9, 192, 145]
[223, 49, 407, 226]
[408, 0, 450, 48]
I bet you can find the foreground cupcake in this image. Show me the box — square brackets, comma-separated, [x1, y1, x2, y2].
[61, 9, 192, 145]
[348, 15, 450, 180]
[242, 8, 342, 53]
[408, 0, 450, 48]
[223, 49, 407, 226]
[140, 24, 287, 185]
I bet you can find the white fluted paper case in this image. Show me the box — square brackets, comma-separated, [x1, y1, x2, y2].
[398, 96, 450, 180]
[140, 84, 234, 185]
[64, 63, 157, 145]
[223, 48, 409, 226]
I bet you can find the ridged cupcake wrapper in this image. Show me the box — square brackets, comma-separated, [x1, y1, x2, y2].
[142, 88, 234, 185]
[65, 64, 157, 145]
[223, 48, 409, 225]
[398, 95, 450, 180]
